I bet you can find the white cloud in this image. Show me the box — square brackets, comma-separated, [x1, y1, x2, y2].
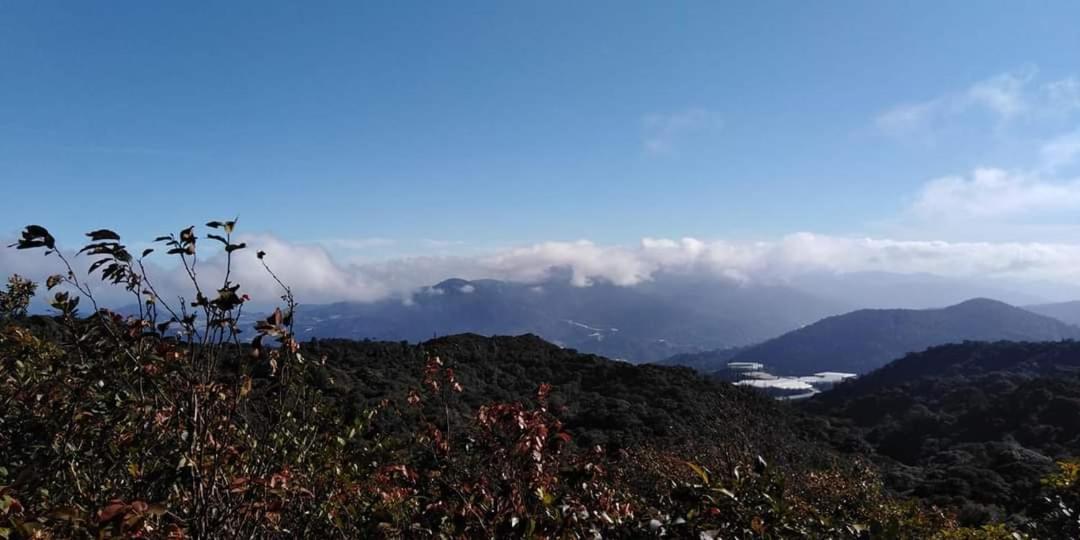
[482, 240, 657, 287]
[1045, 77, 1080, 112]
[642, 108, 721, 155]
[910, 167, 1080, 221]
[275, 234, 1080, 294]
[874, 66, 1077, 137]
[965, 68, 1035, 119]
[320, 237, 396, 250]
[874, 68, 1080, 241]
[874, 101, 940, 137]
[1040, 130, 1080, 171]
[421, 239, 465, 249]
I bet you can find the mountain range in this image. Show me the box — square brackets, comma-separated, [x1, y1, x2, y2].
[286, 270, 1080, 364]
[291, 273, 843, 362]
[665, 298, 1080, 375]
[1024, 300, 1080, 326]
[785, 271, 1050, 309]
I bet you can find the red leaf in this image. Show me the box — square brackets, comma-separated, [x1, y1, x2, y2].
[98, 500, 128, 522]
[229, 477, 250, 493]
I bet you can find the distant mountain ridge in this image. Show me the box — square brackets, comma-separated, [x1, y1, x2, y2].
[653, 346, 748, 371]
[787, 271, 1048, 309]
[290, 273, 844, 362]
[665, 298, 1080, 375]
[1024, 300, 1080, 326]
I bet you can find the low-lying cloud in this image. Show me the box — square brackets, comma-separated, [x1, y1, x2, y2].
[6, 231, 1080, 309]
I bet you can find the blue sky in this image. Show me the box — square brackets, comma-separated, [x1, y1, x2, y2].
[5, 2, 1080, 302]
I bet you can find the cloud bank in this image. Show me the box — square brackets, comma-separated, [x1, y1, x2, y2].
[6, 231, 1080, 308]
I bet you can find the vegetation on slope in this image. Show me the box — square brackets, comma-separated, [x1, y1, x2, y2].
[652, 346, 746, 372]
[306, 335, 798, 452]
[803, 340, 1080, 532]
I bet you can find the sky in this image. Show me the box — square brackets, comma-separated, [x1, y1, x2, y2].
[5, 1, 1080, 305]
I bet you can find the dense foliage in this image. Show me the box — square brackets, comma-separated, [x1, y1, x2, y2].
[305, 334, 806, 453]
[0, 276, 35, 322]
[1, 221, 1075, 539]
[652, 346, 746, 373]
[803, 340, 1080, 534]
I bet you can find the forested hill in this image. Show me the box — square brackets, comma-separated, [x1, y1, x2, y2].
[803, 340, 1080, 526]
[303, 333, 1080, 529]
[816, 339, 1080, 399]
[652, 346, 747, 371]
[305, 333, 816, 457]
[723, 298, 1080, 375]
